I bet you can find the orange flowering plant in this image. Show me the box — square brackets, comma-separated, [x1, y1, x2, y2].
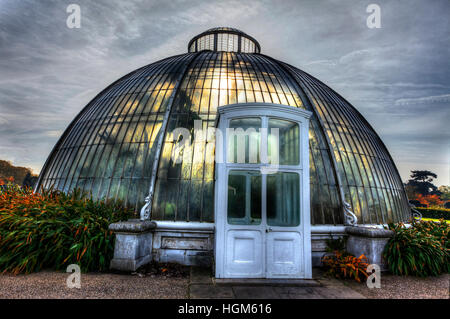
[0, 176, 14, 186]
[0, 185, 133, 274]
[415, 194, 444, 207]
[321, 251, 369, 283]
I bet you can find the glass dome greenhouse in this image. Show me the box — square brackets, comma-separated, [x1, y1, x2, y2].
[36, 27, 411, 226]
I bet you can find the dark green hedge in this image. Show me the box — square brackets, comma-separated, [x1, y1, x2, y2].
[415, 207, 450, 220]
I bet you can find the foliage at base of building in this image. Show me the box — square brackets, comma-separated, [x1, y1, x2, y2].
[383, 220, 449, 277]
[0, 184, 133, 274]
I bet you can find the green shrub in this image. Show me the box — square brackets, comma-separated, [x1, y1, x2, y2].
[383, 220, 449, 277]
[0, 184, 133, 274]
[413, 219, 450, 273]
[415, 207, 450, 220]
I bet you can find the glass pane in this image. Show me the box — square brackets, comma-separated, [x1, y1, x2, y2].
[227, 170, 261, 225]
[267, 172, 300, 226]
[268, 119, 299, 165]
[227, 118, 261, 164]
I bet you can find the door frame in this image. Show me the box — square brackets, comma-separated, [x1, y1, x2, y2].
[214, 103, 313, 279]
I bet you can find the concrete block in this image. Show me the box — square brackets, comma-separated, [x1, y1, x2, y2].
[109, 219, 156, 271]
[345, 226, 394, 270]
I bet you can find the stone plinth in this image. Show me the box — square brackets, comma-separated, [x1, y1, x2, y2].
[345, 226, 394, 271]
[109, 219, 156, 271]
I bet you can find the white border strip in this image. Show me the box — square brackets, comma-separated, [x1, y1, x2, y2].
[154, 221, 215, 231]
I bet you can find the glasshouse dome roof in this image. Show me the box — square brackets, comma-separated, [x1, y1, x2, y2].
[36, 28, 410, 225]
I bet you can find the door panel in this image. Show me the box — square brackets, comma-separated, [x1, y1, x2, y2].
[266, 231, 302, 278]
[225, 229, 264, 277]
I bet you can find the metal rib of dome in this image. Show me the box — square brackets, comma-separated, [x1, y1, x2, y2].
[36, 29, 410, 225]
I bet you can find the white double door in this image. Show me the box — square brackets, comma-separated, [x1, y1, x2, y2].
[214, 103, 312, 279]
[222, 169, 304, 278]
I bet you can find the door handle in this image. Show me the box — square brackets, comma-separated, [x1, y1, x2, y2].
[266, 227, 273, 233]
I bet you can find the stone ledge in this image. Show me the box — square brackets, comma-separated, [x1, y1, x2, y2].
[109, 219, 156, 233]
[346, 226, 393, 270]
[345, 226, 394, 238]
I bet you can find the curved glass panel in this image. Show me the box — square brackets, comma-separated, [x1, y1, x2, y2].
[38, 54, 196, 212]
[37, 48, 409, 225]
[284, 64, 409, 223]
[152, 52, 342, 223]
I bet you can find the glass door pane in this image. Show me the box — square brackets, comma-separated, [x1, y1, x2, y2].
[228, 118, 261, 164]
[267, 172, 300, 226]
[227, 170, 261, 225]
[268, 118, 299, 165]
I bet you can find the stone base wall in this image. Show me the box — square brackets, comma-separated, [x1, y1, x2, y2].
[150, 225, 346, 268]
[152, 229, 213, 266]
[310, 226, 346, 267]
[110, 221, 351, 270]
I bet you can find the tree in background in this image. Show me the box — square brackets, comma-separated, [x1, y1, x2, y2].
[438, 186, 450, 201]
[405, 170, 440, 196]
[22, 172, 38, 188]
[0, 160, 38, 188]
[404, 170, 448, 208]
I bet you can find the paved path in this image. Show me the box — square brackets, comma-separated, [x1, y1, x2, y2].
[0, 271, 188, 299]
[188, 267, 366, 299]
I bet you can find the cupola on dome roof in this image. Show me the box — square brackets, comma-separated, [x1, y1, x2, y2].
[188, 27, 261, 53]
[36, 27, 411, 226]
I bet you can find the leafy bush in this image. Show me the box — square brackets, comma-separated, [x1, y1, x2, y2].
[321, 236, 369, 283]
[321, 251, 369, 283]
[0, 183, 133, 274]
[383, 220, 449, 277]
[412, 219, 450, 273]
[415, 207, 450, 220]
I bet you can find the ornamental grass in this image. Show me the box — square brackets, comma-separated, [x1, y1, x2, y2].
[0, 183, 133, 274]
[383, 220, 449, 277]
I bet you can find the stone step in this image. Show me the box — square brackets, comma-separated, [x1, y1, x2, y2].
[213, 278, 321, 287]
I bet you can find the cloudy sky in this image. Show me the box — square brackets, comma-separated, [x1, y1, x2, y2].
[0, 0, 449, 186]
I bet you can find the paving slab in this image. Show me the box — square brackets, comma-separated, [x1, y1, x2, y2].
[311, 286, 366, 299]
[273, 286, 315, 295]
[232, 286, 282, 299]
[215, 278, 320, 287]
[188, 266, 367, 299]
[190, 267, 212, 285]
[288, 292, 324, 299]
[189, 284, 234, 299]
[316, 276, 349, 287]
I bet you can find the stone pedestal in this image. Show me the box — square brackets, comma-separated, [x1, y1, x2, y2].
[109, 219, 156, 271]
[345, 226, 394, 271]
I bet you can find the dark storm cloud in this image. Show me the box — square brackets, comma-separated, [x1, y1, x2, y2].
[0, 0, 449, 185]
